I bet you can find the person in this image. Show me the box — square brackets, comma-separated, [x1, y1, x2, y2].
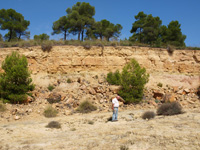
[111, 95, 125, 122]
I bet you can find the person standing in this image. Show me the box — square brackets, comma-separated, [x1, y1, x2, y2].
[112, 95, 125, 122]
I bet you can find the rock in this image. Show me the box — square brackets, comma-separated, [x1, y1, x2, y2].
[99, 99, 104, 104]
[14, 115, 20, 120]
[184, 89, 190, 94]
[163, 93, 176, 103]
[96, 93, 103, 101]
[153, 91, 164, 100]
[177, 89, 184, 94]
[47, 92, 61, 104]
[98, 78, 104, 84]
[66, 97, 75, 104]
[11, 109, 18, 115]
[172, 86, 179, 93]
[88, 86, 96, 95]
[148, 100, 158, 106]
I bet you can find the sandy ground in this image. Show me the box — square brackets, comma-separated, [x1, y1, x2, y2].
[0, 108, 200, 150]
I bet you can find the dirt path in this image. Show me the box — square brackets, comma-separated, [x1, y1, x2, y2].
[0, 109, 200, 150]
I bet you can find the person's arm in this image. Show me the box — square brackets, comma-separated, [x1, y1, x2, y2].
[118, 96, 125, 103]
[112, 103, 114, 110]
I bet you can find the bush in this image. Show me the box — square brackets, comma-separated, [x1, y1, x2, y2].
[88, 120, 94, 125]
[167, 45, 175, 56]
[83, 43, 92, 50]
[67, 78, 72, 83]
[43, 106, 58, 118]
[46, 121, 61, 129]
[0, 101, 6, 112]
[41, 41, 53, 52]
[142, 111, 156, 120]
[157, 102, 183, 116]
[47, 84, 55, 91]
[107, 59, 149, 103]
[106, 70, 121, 85]
[0, 52, 35, 103]
[157, 82, 163, 87]
[76, 100, 97, 113]
[120, 145, 129, 150]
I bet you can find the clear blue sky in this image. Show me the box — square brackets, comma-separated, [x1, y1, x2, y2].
[0, 0, 200, 47]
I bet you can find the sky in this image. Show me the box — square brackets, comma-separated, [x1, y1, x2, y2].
[0, 0, 200, 47]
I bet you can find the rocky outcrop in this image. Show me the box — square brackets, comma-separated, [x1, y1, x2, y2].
[0, 46, 199, 115]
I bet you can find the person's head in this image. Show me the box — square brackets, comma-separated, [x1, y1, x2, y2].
[116, 95, 120, 100]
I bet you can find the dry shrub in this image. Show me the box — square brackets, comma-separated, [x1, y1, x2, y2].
[46, 121, 61, 129]
[167, 45, 174, 56]
[157, 102, 182, 116]
[142, 111, 156, 120]
[41, 42, 53, 52]
[88, 120, 94, 125]
[120, 145, 129, 150]
[83, 44, 92, 50]
[76, 100, 97, 113]
[43, 106, 58, 118]
[0, 101, 6, 112]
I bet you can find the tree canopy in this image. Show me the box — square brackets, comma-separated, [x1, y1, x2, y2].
[66, 2, 95, 41]
[130, 11, 186, 47]
[0, 9, 30, 41]
[34, 33, 50, 41]
[52, 16, 70, 40]
[86, 19, 122, 41]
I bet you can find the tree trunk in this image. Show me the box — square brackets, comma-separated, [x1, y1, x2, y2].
[8, 29, 12, 42]
[64, 31, 67, 40]
[78, 31, 81, 41]
[18, 34, 21, 40]
[100, 34, 102, 41]
[81, 30, 84, 41]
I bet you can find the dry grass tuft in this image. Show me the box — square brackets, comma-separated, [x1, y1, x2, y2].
[46, 121, 61, 129]
[43, 105, 58, 118]
[76, 100, 97, 113]
[142, 111, 156, 120]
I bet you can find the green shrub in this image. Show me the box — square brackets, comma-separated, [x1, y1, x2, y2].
[47, 84, 55, 91]
[46, 121, 61, 129]
[76, 100, 97, 113]
[0, 101, 6, 112]
[67, 78, 72, 83]
[0, 52, 35, 103]
[106, 70, 121, 85]
[107, 59, 149, 103]
[157, 102, 183, 116]
[43, 106, 58, 118]
[142, 111, 156, 120]
[157, 82, 163, 87]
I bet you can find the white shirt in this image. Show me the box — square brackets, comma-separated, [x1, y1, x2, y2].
[112, 97, 119, 107]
